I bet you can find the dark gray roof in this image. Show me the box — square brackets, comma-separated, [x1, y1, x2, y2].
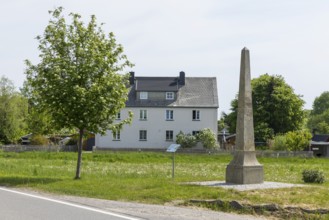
[312, 134, 329, 142]
[126, 77, 218, 108]
[135, 77, 179, 91]
[173, 77, 218, 107]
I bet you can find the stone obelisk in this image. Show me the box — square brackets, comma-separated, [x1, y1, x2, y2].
[226, 47, 263, 184]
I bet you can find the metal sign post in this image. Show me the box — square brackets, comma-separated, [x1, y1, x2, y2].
[166, 144, 180, 179]
[172, 152, 175, 179]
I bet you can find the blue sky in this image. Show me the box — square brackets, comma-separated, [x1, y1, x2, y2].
[1, 0, 328, 114]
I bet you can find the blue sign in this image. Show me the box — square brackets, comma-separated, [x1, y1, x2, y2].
[166, 144, 181, 153]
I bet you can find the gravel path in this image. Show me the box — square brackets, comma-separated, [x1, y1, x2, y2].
[187, 181, 307, 191]
[15, 188, 266, 220]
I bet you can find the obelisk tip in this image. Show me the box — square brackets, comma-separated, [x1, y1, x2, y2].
[242, 47, 249, 51]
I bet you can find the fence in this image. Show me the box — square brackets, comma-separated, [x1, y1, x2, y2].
[93, 146, 225, 154]
[256, 150, 314, 158]
[93, 147, 315, 158]
[0, 145, 315, 158]
[1, 145, 78, 152]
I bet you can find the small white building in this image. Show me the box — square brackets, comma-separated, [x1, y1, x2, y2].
[95, 71, 218, 149]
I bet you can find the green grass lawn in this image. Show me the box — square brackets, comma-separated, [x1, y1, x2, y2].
[0, 150, 328, 216]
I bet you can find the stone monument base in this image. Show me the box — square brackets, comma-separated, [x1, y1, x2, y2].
[226, 164, 264, 184]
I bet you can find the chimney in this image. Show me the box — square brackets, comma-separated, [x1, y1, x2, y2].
[129, 72, 135, 85]
[179, 71, 185, 85]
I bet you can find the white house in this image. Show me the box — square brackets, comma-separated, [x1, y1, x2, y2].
[95, 71, 218, 149]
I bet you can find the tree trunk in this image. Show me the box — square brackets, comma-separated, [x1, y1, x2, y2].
[75, 128, 84, 179]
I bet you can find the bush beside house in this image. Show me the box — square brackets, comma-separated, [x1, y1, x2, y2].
[176, 128, 218, 149]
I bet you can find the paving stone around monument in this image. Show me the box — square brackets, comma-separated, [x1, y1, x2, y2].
[187, 181, 307, 191]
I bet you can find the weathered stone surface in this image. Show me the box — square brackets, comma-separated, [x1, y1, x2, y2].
[189, 199, 329, 217]
[236, 48, 254, 152]
[252, 203, 280, 212]
[226, 48, 263, 184]
[300, 208, 329, 214]
[226, 164, 263, 184]
[229, 201, 244, 210]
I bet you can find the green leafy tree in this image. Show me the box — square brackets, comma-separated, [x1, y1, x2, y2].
[311, 91, 329, 115]
[0, 76, 28, 144]
[315, 121, 329, 134]
[218, 112, 228, 132]
[21, 80, 56, 135]
[26, 108, 55, 135]
[254, 122, 274, 143]
[308, 91, 329, 134]
[25, 7, 133, 179]
[308, 111, 329, 134]
[223, 99, 238, 133]
[224, 74, 305, 142]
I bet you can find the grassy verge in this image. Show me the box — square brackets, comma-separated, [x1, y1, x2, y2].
[0, 150, 328, 218]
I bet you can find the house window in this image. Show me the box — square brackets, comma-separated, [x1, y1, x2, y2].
[116, 112, 121, 120]
[112, 130, 120, 141]
[192, 131, 200, 136]
[166, 130, 174, 141]
[166, 92, 174, 100]
[166, 110, 174, 120]
[192, 110, 200, 120]
[139, 130, 147, 141]
[140, 110, 147, 120]
[140, 92, 148, 100]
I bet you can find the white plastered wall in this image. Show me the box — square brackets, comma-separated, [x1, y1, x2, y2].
[95, 107, 218, 149]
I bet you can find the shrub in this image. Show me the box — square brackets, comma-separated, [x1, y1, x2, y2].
[273, 134, 287, 151]
[197, 128, 218, 149]
[30, 134, 49, 145]
[285, 130, 312, 151]
[176, 131, 197, 148]
[272, 131, 312, 151]
[302, 169, 325, 184]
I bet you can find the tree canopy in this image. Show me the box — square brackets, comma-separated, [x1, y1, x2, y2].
[311, 91, 329, 116]
[25, 7, 133, 178]
[0, 76, 28, 144]
[308, 91, 329, 134]
[224, 74, 305, 142]
[21, 81, 56, 136]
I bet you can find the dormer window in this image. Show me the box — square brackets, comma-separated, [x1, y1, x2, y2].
[140, 92, 148, 100]
[166, 92, 174, 100]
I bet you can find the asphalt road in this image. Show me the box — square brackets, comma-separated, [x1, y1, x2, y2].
[0, 187, 265, 220]
[0, 187, 139, 220]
